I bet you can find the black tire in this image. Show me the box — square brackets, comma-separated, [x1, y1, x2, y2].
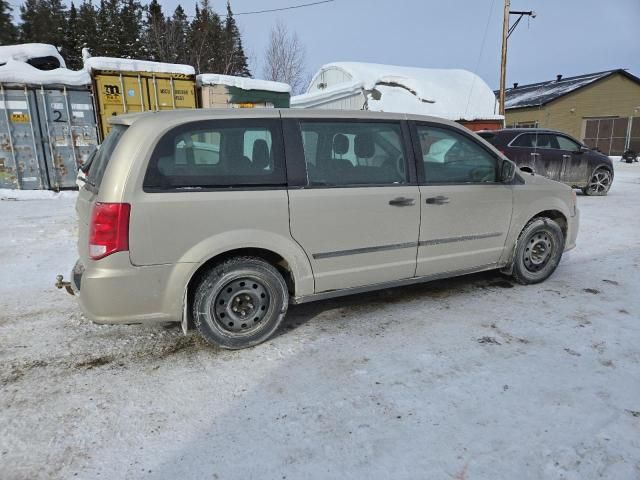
[511, 217, 564, 285]
[192, 256, 288, 349]
[582, 168, 612, 196]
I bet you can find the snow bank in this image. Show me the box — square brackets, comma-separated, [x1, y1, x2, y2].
[292, 62, 501, 121]
[197, 74, 290, 93]
[0, 43, 66, 68]
[0, 58, 91, 86]
[0, 188, 78, 201]
[84, 57, 195, 75]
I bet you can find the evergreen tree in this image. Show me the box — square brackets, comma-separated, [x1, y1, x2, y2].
[187, 0, 222, 73]
[47, 0, 67, 48]
[0, 0, 18, 45]
[19, 0, 66, 51]
[62, 2, 82, 68]
[144, 0, 166, 61]
[97, 0, 121, 56]
[19, 0, 42, 43]
[169, 5, 189, 64]
[77, 0, 99, 58]
[221, 1, 250, 76]
[120, 0, 145, 59]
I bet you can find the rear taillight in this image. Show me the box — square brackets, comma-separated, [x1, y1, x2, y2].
[89, 203, 131, 260]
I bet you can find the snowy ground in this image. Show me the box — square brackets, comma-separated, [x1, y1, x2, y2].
[1, 163, 639, 480]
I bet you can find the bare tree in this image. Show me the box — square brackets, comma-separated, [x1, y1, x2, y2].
[262, 20, 307, 94]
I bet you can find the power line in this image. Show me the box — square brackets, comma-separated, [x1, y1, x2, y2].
[232, 0, 335, 16]
[464, 0, 496, 116]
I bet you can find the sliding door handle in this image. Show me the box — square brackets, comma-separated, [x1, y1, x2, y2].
[389, 197, 415, 206]
[425, 195, 449, 205]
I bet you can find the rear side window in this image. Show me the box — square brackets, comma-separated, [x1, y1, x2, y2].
[144, 119, 285, 190]
[299, 121, 408, 186]
[511, 133, 559, 149]
[86, 125, 127, 191]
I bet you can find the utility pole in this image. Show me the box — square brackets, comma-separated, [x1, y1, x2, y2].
[499, 0, 510, 116]
[498, 2, 536, 116]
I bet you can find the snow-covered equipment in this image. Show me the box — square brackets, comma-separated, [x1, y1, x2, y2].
[621, 149, 638, 163]
[197, 74, 291, 109]
[84, 57, 197, 140]
[291, 62, 503, 131]
[0, 44, 98, 190]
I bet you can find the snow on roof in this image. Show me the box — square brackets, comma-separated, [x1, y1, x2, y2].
[502, 70, 628, 109]
[292, 62, 501, 121]
[0, 43, 66, 68]
[84, 57, 195, 75]
[0, 58, 91, 86]
[197, 74, 291, 93]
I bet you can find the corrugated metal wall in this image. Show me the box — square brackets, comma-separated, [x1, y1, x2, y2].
[0, 84, 98, 190]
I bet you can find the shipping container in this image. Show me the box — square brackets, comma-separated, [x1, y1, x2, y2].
[92, 70, 197, 140]
[0, 85, 47, 189]
[0, 84, 99, 190]
[198, 74, 290, 109]
[458, 119, 504, 132]
[35, 86, 99, 189]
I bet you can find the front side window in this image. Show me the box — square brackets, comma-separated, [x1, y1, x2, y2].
[555, 135, 580, 152]
[299, 121, 408, 186]
[144, 119, 285, 190]
[416, 125, 498, 184]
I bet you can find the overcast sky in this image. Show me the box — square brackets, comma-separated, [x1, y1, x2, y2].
[159, 0, 638, 89]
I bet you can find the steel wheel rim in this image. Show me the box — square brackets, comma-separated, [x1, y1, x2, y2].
[211, 277, 271, 334]
[523, 230, 554, 273]
[588, 170, 611, 194]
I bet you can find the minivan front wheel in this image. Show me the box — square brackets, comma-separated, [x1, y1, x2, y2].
[192, 257, 288, 349]
[582, 168, 612, 196]
[511, 218, 564, 285]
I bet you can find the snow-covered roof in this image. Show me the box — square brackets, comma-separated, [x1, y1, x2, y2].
[84, 57, 195, 75]
[197, 74, 291, 93]
[0, 58, 91, 86]
[0, 43, 66, 68]
[502, 70, 639, 109]
[292, 62, 501, 121]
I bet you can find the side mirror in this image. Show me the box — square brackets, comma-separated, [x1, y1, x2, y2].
[500, 159, 516, 182]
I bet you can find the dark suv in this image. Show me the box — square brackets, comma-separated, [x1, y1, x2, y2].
[478, 129, 614, 195]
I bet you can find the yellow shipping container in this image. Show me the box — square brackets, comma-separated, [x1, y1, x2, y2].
[92, 70, 196, 139]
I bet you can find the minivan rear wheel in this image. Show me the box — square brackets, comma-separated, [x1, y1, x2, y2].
[192, 257, 288, 349]
[511, 217, 564, 285]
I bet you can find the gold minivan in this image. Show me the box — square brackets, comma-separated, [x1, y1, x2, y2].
[70, 109, 579, 349]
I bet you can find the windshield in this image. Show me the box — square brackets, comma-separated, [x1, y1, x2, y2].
[85, 125, 127, 192]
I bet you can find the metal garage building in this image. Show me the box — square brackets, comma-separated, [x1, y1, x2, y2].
[502, 69, 640, 155]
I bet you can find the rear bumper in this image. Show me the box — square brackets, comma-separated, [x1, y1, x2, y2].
[564, 207, 579, 252]
[72, 253, 192, 325]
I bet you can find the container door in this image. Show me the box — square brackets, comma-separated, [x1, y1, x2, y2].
[36, 87, 98, 188]
[0, 87, 48, 189]
[147, 76, 196, 111]
[94, 74, 149, 139]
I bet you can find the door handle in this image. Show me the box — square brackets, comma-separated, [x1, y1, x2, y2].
[562, 154, 572, 160]
[425, 195, 449, 205]
[388, 197, 415, 206]
[530, 152, 540, 157]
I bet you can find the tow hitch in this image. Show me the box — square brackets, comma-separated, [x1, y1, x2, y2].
[55, 275, 75, 296]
